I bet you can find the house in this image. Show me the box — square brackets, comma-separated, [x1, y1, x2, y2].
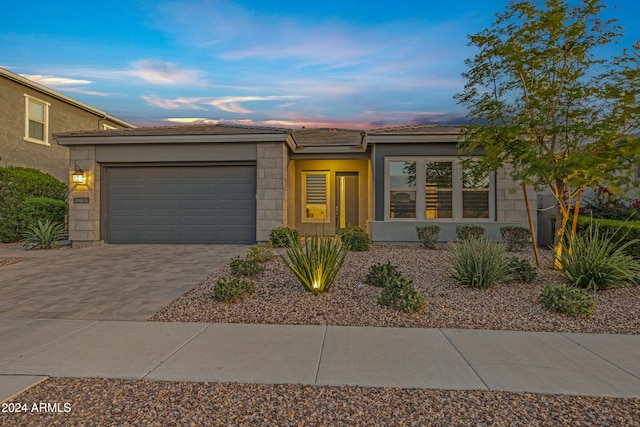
[0, 67, 135, 183]
[54, 124, 536, 245]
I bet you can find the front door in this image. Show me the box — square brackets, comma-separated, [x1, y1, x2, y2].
[335, 172, 359, 230]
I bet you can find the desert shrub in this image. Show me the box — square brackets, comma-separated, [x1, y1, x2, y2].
[281, 233, 349, 293]
[581, 186, 640, 221]
[21, 220, 66, 250]
[365, 261, 402, 287]
[212, 277, 256, 303]
[507, 256, 538, 282]
[449, 237, 513, 289]
[539, 285, 595, 317]
[455, 224, 486, 240]
[229, 256, 264, 276]
[339, 226, 370, 251]
[378, 277, 425, 314]
[19, 197, 67, 230]
[416, 224, 440, 249]
[247, 244, 274, 263]
[270, 226, 299, 248]
[575, 216, 640, 259]
[0, 167, 68, 242]
[559, 223, 640, 291]
[500, 225, 530, 252]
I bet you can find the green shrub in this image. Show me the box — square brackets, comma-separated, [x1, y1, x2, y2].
[500, 225, 530, 252]
[21, 220, 66, 250]
[507, 256, 538, 282]
[416, 224, 440, 249]
[229, 256, 264, 276]
[339, 226, 370, 251]
[539, 285, 595, 317]
[212, 277, 256, 302]
[455, 224, 486, 240]
[0, 167, 68, 242]
[247, 244, 274, 263]
[559, 223, 640, 291]
[378, 277, 425, 314]
[281, 233, 349, 293]
[575, 216, 640, 259]
[449, 237, 513, 289]
[19, 197, 67, 230]
[365, 261, 402, 287]
[270, 226, 300, 248]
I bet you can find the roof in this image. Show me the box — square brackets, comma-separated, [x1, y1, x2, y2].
[55, 124, 463, 149]
[0, 67, 135, 129]
[56, 123, 288, 138]
[290, 128, 365, 147]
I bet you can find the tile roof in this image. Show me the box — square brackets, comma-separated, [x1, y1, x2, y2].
[290, 128, 365, 146]
[54, 123, 289, 138]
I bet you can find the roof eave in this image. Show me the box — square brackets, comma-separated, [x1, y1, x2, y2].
[55, 133, 291, 146]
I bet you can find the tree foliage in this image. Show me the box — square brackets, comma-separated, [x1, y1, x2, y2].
[455, 0, 640, 259]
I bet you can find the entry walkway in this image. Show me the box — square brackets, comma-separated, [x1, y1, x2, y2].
[1, 319, 639, 401]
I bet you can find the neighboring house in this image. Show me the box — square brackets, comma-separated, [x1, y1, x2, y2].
[54, 124, 536, 245]
[0, 67, 135, 183]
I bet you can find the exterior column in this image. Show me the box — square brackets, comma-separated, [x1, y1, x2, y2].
[68, 145, 101, 246]
[256, 142, 288, 242]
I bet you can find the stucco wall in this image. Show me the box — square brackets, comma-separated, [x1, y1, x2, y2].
[0, 77, 126, 183]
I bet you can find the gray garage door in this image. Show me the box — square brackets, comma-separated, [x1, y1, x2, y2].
[105, 165, 256, 243]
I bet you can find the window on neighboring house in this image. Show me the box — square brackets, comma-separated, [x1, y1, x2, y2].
[24, 95, 50, 145]
[385, 157, 493, 221]
[302, 171, 330, 222]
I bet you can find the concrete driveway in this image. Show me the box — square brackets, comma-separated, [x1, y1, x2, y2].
[0, 244, 248, 320]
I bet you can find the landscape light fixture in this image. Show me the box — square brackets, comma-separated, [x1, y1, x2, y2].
[72, 165, 86, 184]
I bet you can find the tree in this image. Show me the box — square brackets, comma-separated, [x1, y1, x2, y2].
[455, 0, 640, 266]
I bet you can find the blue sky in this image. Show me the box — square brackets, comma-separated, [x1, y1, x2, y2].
[2, 0, 639, 129]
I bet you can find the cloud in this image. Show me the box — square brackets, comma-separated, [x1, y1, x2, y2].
[129, 59, 205, 85]
[20, 74, 93, 86]
[145, 94, 304, 113]
[205, 96, 304, 113]
[142, 95, 210, 110]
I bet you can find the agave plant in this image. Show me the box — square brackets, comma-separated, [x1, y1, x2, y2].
[21, 219, 66, 250]
[281, 232, 350, 293]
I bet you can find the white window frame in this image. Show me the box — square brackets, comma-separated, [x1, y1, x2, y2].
[302, 171, 331, 223]
[384, 157, 494, 221]
[103, 123, 116, 130]
[24, 95, 51, 145]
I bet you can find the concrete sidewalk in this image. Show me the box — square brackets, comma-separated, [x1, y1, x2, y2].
[1, 319, 639, 402]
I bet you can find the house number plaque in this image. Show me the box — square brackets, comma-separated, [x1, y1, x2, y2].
[73, 197, 90, 204]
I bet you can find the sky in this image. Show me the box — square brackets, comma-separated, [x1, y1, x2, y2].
[2, 0, 639, 130]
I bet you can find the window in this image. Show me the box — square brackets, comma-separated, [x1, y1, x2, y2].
[103, 124, 116, 130]
[302, 171, 330, 222]
[389, 161, 416, 218]
[24, 95, 50, 145]
[385, 158, 493, 221]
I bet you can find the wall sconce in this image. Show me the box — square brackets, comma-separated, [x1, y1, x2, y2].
[72, 165, 86, 184]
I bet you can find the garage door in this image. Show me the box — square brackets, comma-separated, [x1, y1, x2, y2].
[105, 165, 256, 243]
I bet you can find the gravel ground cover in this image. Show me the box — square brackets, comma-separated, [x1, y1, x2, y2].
[3, 378, 639, 427]
[0, 257, 30, 268]
[151, 245, 640, 334]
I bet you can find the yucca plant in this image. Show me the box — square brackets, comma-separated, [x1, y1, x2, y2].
[281, 232, 350, 293]
[21, 219, 65, 250]
[449, 237, 513, 289]
[559, 223, 640, 291]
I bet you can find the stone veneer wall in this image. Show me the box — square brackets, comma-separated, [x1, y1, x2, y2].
[68, 146, 101, 246]
[495, 165, 537, 227]
[256, 142, 288, 242]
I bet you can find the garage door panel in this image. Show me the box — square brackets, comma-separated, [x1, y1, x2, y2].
[106, 166, 256, 244]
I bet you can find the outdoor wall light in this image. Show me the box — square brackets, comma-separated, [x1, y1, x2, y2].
[72, 165, 86, 184]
